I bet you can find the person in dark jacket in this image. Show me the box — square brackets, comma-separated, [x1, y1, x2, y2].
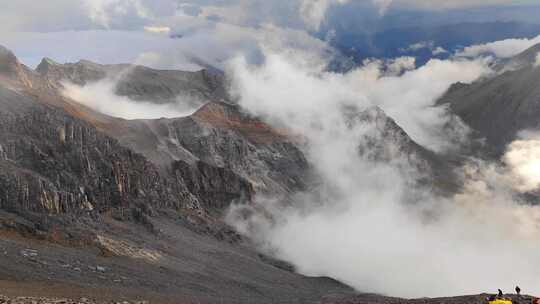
[499, 289, 504, 298]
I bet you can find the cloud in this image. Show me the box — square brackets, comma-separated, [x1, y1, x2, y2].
[400, 41, 435, 52]
[299, 0, 350, 30]
[0, 0, 92, 32]
[370, 59, 490, 151]
[504, 132, 540, 192]
[372, 0, 393, 15]
[228, 51, 489, 152]
[3, 18, 334, 73]
[398, 41, 449, 57]
[535, 53, 540, 67]
[2, 0, 538, 34]
[370, 0, 532, 16]
[399, 41, 449, 55]
[61, 77, 200, 120]
[225, 44, 540, 298]
[456, 35, 540, 58]
[432, 46, 449, 56]
[143, 26, 170, 33]
[1, 30, 179, 68]
[384, 0, 527, 11]
[82, 0, 151, 29]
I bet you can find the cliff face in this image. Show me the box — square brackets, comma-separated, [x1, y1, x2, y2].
[170, 102, 312, 195]
[104, 101, 313, 199]
[173, 160, 253, 211]
[0, 92, 202, 216]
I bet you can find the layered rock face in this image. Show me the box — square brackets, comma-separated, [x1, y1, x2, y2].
[117, 102, 312, 196]
[0, 104, 200, 215]
[0, 47, 254, 230]
[172, 159, 253, 211]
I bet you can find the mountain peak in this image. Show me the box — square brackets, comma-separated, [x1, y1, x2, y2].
[0, 45, 13, 55]
[0, 45, 34, 88]
[0, 45, 20, 75]
[498, 42, 540, 71]
[36, 57, 60, 74]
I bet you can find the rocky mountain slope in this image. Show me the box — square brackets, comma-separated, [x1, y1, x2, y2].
[0, 45, 356, 303]
[438, 43, 540, 154]
[0, 44, 462, 303]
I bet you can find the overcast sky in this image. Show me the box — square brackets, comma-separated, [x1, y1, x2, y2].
[1, 0, 539, 68]
[2, 1, 538, 32]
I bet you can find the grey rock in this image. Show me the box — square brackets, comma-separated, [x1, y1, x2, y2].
[438, 42, 540, 154]
[95, 266, 106, 272]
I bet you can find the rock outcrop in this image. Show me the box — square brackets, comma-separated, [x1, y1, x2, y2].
[173, 160, 253, 211]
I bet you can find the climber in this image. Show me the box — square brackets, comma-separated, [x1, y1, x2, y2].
[514, 286, 522, 304]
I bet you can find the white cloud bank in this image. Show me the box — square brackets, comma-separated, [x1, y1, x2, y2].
[504, 132, 540, 192]
[225, 45, 540, 298]
[373, 0, 529, 13]
[228, 51, 489, 152]
[144, 26, 170, 33]
[300, 0, 351, 30]
[457, 35, 540, 58]
[62, 78, 199, 120]
[83, 0, 152, 29]
[535, 53, 540, 67]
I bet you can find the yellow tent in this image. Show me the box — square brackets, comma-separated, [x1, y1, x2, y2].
[489, 299, 512, 304]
